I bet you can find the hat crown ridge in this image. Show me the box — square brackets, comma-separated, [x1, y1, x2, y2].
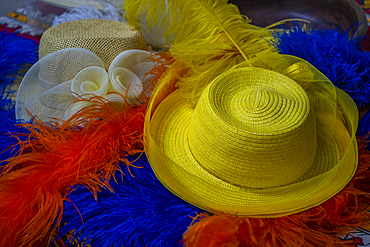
[187, 68, 317, 188]
[245, 89, 269, 109]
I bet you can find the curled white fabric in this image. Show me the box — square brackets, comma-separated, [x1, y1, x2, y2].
[109, 49, 157, 97]
[16, 48, 156, 122]
[109, 67, 142, 104]
[71, 66, 110, 98]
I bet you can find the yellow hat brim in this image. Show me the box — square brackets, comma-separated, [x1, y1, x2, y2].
[145, 64, 358, 217]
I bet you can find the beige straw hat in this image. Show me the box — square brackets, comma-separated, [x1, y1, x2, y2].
[145, 65, 358, 217]
[16, 19, 152, 122]
[39, 19, 148, 68]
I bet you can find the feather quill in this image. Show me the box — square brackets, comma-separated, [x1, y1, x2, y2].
[126, 0, 275, 106]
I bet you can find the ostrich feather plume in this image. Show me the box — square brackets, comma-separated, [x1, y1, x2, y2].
[126, 0, 275, 106]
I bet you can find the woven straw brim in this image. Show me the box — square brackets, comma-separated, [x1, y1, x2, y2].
[145, 68, 358, 217]
[39, 19, 148, 68]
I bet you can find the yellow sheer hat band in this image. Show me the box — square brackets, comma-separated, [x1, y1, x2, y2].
[145, 63, 358, 217]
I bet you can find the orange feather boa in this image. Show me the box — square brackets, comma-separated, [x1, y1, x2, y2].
[0, 97, 145, 246]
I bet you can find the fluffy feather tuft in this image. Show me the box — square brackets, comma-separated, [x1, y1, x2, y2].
[126, 0, 274, 106]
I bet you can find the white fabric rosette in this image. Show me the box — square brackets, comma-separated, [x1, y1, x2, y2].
[16, 48, 156, 122]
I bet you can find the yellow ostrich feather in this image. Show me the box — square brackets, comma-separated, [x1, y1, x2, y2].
[126, 0, 276, 106]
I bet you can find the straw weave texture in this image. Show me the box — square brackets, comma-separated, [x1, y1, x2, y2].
[186, 69, 316, 188]
[39, 19, 148, 68]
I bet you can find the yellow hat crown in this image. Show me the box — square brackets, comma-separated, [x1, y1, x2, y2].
[188, 69, 317, 188]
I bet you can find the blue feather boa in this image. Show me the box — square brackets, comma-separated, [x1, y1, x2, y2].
[58, 154, 200, 247]
[0, 30, 38, 162]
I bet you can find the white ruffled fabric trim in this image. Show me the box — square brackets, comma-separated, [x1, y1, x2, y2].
[16, 48, 157, 122]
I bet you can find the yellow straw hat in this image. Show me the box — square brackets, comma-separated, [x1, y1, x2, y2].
[145, 63, 358, 217]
